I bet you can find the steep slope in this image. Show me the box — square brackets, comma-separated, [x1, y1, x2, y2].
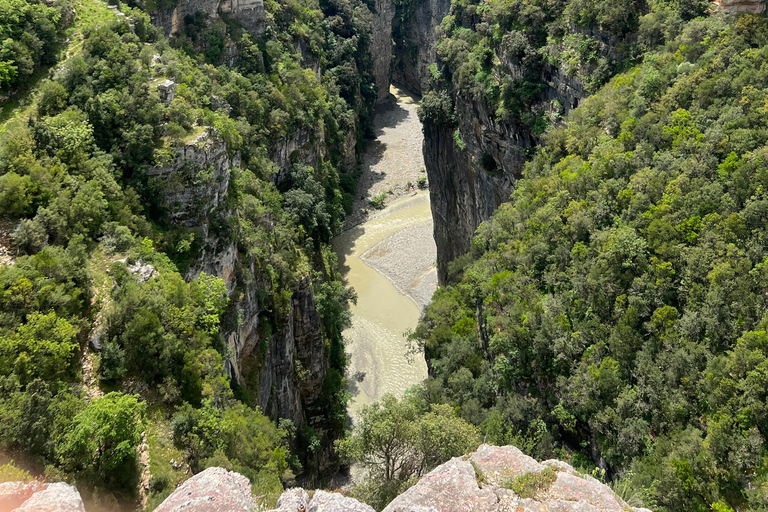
[417, 0, 716, 282]
[0, 0, 378, 501]
[412, 10, 768, 510]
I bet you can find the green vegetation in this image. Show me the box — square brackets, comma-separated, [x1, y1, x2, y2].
[369, 192, 387, 210]
[0, 0, 70, 91]
[0, 0, 373, 499]
[337, 392, 480, 510]
[504, 467, 557, 499]
[412, 9, 768, 512]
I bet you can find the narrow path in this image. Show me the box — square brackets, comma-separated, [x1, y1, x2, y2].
[334, 85, 435, 417]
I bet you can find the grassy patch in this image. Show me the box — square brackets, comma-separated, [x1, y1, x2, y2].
[0, 462, 33, 483]
[470, 460, 486, 487]
[145, 405, 190, 511]
[504, 467, 557, 499]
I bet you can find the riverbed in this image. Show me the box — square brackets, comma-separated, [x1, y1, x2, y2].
[334, 86, 435, 417]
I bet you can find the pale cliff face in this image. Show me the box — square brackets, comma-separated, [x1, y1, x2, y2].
[716, 0, 767, 14]
[152, 0, 266, 37]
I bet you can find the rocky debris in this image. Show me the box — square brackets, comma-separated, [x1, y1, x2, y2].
[154, 467, 253, 512]
[266, 489, 375, 512]
[157, 79, 176, 105]
[127, 260, 157, 283]
[0, 481, 85, 512]
[266, 445, 651, 512]
[0, 220, 16, 266]
[716, 0, 767, 13]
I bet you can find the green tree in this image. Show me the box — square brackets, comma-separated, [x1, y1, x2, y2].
[58, 392, 144, 490]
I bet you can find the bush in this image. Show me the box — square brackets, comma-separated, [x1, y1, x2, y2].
[369, 193, 387, 210]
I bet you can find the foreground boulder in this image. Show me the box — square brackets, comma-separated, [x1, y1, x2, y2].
[155, 467, 253, 512]
[0, 481, 85, 512]
[266, 444, 651, 512]
[383, 444, 650, 512]
[268, 489, 375, 512]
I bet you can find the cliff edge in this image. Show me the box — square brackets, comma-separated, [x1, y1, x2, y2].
[154, 445, 650, 511]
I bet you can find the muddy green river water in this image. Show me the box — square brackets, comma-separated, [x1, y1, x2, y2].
[333, 87, 436, 418]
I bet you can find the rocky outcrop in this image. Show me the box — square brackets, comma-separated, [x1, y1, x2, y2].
[151, 0, 265, 37]
[716, 0, 767, 13]
[392, 0, 450, 94]
[268, 489, 375, 512]
[147, 129, 237, 230]
[155, 468, 253, 512]
[383, 444, 649, 512]
[371, 0, 395, 101]
[0, 481, 85, 512]
[423, 43, 589, 283]
[264, 445, 651, 512]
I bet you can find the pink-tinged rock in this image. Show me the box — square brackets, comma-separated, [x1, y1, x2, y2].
[382, 458, 499, 512]
[546, 471, 625, 510]
[266, 488, 374, 512]
[308, 490, 375, 512]
[154, 467, 253, 512]
[267, 488, 309, 511]
[469, 444, 542, 485]
[267, 445, 653, 512]
[0, 481, 45, 511]
[12, 482, 85, 512]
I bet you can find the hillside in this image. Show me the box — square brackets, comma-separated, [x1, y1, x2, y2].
[0, 0, 373, 504]
[411, 7, 768, 511]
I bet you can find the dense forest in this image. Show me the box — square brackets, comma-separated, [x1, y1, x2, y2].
[4, 0, 768, 509]
[0, 0, 373, 505]
[408, 3, 768, 511]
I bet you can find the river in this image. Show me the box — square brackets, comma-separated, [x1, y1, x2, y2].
[333, 86, 435, 417]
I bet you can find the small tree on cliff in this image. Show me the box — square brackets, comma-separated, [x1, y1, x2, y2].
[336, 393, 480, 509]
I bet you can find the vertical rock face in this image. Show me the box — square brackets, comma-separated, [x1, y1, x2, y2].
[423, 40, 591, 283]
[716, 0, 767, 13]
[150, 0, 265, 37]
[371, 0, 395, 102]
[392, 0, 450, 94]
[257, 277, 327, 427]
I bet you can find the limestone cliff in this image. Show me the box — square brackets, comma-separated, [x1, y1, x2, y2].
[371, 0, 395, 102]
[392, 0, 450, 94]
[150, 0, 265, 37]
[421, 18, 632, 282]
[716, 0, 767, 13]
[422, 66, 584, 283]
[146, 128, 337, 481]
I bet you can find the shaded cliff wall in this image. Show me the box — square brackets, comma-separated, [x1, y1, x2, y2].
[423, 72, 584, 283]
[422, 22, 635, 282]
[146, 127, 337, 481]
[371, 0, 395, 101]
[392, 0, 450, 94]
